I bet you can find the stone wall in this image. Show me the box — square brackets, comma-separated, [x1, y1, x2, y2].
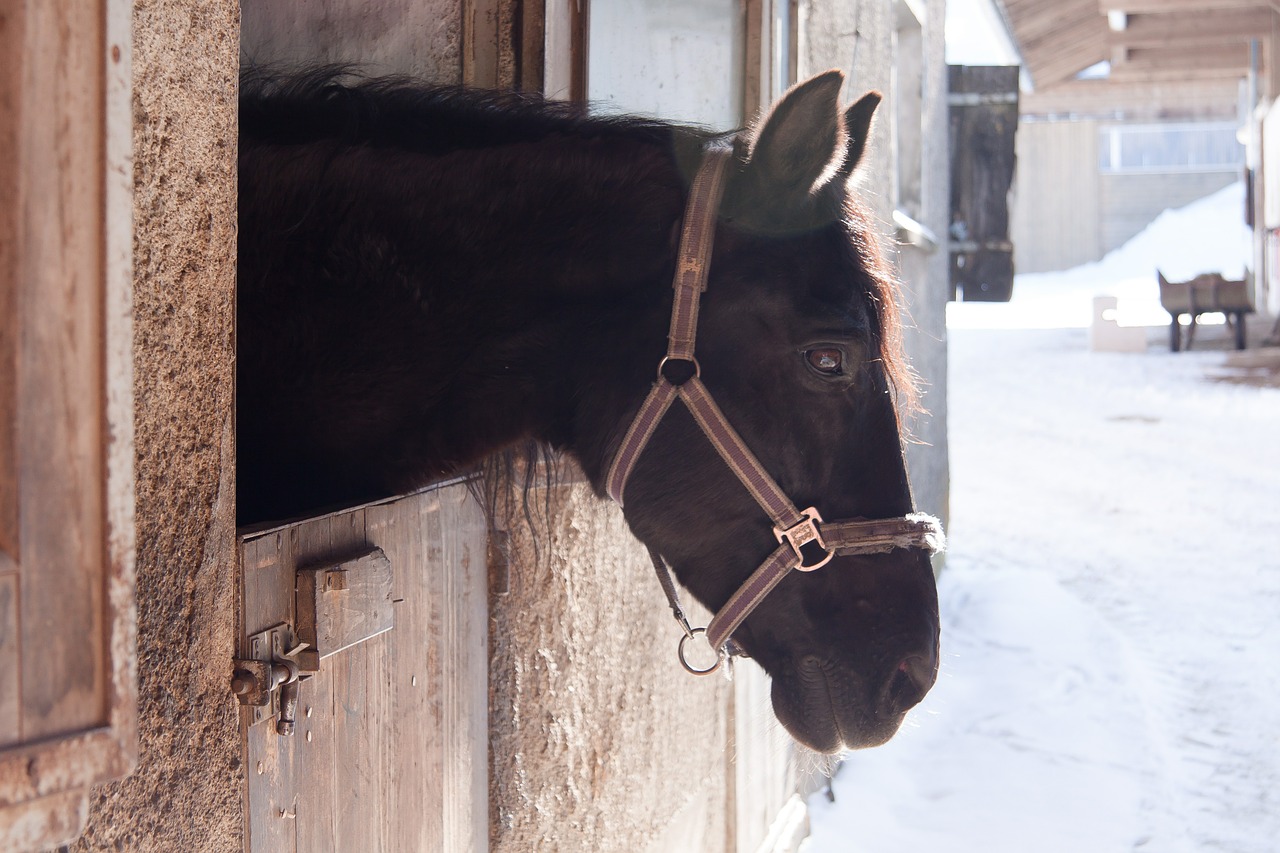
[71, 1, 243, 850]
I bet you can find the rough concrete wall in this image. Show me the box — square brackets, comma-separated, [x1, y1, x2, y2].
[802, 0, 951, 528]
[71, 1, 243, 850]
[489, 482, 732, 853]
[240, 0, 462, 82]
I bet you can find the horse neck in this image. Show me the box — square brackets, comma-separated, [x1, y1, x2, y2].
[366, 124, 691, 465]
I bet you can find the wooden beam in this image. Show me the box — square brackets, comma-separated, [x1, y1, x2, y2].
[1120, 41, 1253, 70]
[1106, 63, 1251, 82]
[1006, 0, 1102, 46]
[1032, 47, 1111, 88]
[1021, 75, 1242, 120]
[1019, 14, 1106, 59]
[1108, 8, 1275, 48]
[1100, 0, 1269, 12]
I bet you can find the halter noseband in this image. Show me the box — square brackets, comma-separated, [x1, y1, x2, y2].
[605, 147, 945, 675]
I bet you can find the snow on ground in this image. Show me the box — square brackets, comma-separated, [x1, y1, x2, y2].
[805, 182, 1280, 852]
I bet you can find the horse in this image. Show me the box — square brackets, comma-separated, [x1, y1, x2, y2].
[236, 67, 942, 753]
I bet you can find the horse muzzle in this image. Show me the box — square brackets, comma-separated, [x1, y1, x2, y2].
[770, 644, 938, 753]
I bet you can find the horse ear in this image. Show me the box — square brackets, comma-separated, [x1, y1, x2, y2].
[834, 91, 881, 184]
[736, 70, 847, 217]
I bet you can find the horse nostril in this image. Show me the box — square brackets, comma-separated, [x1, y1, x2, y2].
[883, 654, 936, 716]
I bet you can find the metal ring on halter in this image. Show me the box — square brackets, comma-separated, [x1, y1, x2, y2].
[677, 627, 723, 676]
[657, 355, 700, 384]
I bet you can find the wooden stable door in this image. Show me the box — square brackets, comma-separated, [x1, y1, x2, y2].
[0, 1, 136, 849]
[948, 64, 1019, 302]
[236, 481, 488, 853]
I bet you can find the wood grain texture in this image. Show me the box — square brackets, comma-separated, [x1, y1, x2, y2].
[0, 0, 18, 564]
[290, 514, 335, 853]
[0, 575, 17, 747]
[1, 0, 135, 845]
[242, 485, 487, 852]
[296, 548, 394, 671]
[16, 0, 108, 741]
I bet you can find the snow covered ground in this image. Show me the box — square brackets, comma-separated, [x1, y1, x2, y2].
[805, 183, 1280, 852]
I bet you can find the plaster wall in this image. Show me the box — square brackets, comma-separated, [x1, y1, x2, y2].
[71, 1, 243, 850]
[489, 483, 732, 853]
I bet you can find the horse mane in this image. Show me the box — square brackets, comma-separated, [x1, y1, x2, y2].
[239, 66, 917, 529]
[843, 200, 919, 417]
[239, 65, 693, 154]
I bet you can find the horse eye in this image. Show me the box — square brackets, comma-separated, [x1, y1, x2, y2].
[805, 348, 844, 375]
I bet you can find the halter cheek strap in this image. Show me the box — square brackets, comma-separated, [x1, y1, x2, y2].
[606, 147, 944, 675]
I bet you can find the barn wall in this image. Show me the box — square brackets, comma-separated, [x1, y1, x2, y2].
[71, 1, 243, 850]
[1012, 118, 1240, 274]
[1099, 168, 1238, 256]
[1011, 119, 1102, 274]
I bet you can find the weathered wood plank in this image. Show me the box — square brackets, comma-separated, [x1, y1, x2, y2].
[241, 486, 486, 852]
[0, 0, 16, 564]
[295, 548, 394, 671]
[0, 788, 89, 851]
[949, 65, 1019, 302]
[241, 531, 293, 641]
[288, 514, 335, 853]
[1104, 0, 1269, 13]
[291, 669, 336, 853]
[242, 528, 296, 853]
[439, 487, 488, 853]
[246, 709, 298, 853]
[1109, 8, 1273, 48]
[332, 636, 392, 851]
[314, 508, 392, 852]
[16, 0, 108, 742]
[372, 495, 444, 852]
[0, 575, 17, 747]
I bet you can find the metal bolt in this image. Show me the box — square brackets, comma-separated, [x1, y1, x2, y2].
[230, 670, 257, 695]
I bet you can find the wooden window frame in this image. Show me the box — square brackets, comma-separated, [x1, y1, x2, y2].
[0, 0, 136, 848]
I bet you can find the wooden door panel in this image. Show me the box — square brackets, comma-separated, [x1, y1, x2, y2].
[0, 0, 136, 848]
[239, 481, 487, 853]
[948, 64, 1019, 302]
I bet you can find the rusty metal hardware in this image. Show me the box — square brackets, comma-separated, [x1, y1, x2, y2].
[231, 623, 310, 734]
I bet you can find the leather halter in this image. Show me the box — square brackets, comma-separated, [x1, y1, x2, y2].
[606, 147, 945, 675]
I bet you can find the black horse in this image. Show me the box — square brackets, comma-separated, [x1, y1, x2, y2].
[237, 68, 940, 753]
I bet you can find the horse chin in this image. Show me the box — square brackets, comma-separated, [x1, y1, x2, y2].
[767, 652, 936, 753]
[769, 676, 899, 754]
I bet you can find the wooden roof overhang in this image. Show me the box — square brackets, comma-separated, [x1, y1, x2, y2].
[997, 0, 1278, 92]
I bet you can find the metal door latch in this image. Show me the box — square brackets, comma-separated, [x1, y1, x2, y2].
[231, 623, 310, 735]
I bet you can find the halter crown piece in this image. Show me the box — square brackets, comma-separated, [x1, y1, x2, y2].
[605, 146, 945, 676]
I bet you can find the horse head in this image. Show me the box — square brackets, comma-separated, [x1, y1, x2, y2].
[588, 72, 940, 753]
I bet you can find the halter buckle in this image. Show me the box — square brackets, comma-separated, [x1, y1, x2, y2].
[775, 507, 834, 571]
